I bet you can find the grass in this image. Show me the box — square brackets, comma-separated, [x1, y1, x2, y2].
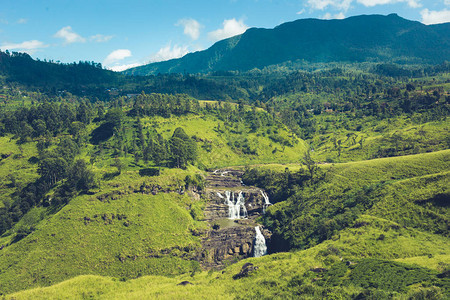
[7, 214, 449, 299]
[0, 190, 205, 294]
[310, 115, 449, 163]
[5, 150, 450, 299]
[140, 114, 306, 168]
[0, 137, 39, 208]
[0, 102, 447, 298]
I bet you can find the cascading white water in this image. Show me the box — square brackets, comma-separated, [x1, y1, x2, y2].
[236, 192, 248, 218]
[222, 191, 247, 219]
[254, 226, 267, 257]
[260, 190, 272, 214]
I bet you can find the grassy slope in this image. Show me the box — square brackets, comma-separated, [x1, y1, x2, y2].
[8, 215, 449, 299]
[0, 133, 207, 294]
[311, 115, 449, 163]
[7, 150, 450, 299]
[0, 188, 205, 294]
[142, 114, 306, 168]
[262, 150, 449, 246]
[0, 137, 39, 209]
[0, 110, 307, 294]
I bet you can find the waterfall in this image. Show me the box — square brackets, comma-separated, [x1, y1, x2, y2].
[236, 192, 248, 218]
[254, 226, 267, 257]
[260, 190, 272, 214]
[223, 191, 247, 220]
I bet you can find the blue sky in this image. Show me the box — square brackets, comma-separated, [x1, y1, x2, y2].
[1, 0, 449, 71]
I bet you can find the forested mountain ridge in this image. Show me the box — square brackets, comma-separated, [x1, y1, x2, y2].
[124, 14, 450, 75]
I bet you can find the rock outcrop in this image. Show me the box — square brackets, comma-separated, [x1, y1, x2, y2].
[200, 168, 271, 269]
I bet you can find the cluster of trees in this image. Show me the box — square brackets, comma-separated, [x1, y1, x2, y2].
[243, 166, 380, 252]
[129, 92, 200, 117]
[0, 136, 95, 235]
[0, 51, 119, 99]
[0, 100, 99, 143]
[104, 113, 198, 169]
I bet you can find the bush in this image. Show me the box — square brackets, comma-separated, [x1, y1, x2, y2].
[139, 168, 160, 177]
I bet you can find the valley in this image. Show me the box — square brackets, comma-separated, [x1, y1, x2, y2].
[0, 13, 449, 299]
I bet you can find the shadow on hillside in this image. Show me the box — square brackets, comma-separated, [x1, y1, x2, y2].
[103, 171, 120, 180]
[90, 122, 114, 145]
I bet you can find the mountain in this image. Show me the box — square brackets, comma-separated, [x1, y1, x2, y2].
[124, 14, 450, 75]
[0, 51, 121, 98]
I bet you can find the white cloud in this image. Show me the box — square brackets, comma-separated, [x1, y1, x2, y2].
[307, 0, 352, 11]
[108, 63, 142, 72]
[1, 40, 48, 54]
[297, 9, 306, 15]
[176, 18, 203, 40]
[407, 0, 421, 8]
[17, 18, 27, 24]
[307, 0, 421, 10]
[322, 12, 346, 19]
[90, 34, 113, 43]
[357, 0, 421, 8]
[208, 18, 249, 41]
[103, 49, 132, 66]
[150, 44, 189, 62]
[420, 8, 450, 24]
[54, 26, 86, 44]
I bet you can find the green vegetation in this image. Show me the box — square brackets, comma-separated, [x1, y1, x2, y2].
[7, 212, 450, 299]
[244, 150, 449, 250]
[0, 89, 307, 295]
[0, 34, 449, 298]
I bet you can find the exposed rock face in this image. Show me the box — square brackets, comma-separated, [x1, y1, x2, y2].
[233, 263, 259, 280]
[200, 168, 271, 269]
[205, 171, 243, 188]
[204, 169, 267, 221]
[200, 225, 256, 269]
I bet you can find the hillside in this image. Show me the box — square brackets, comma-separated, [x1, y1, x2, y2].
[6, 151, 450, 299]
[0, 27, 448, 298]
[0, 51, 121, 99]
[0, 93, 308, 294]
[124, 14, 450, 75]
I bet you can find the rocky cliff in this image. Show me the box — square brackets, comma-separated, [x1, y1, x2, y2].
[200, 169, 271, 269]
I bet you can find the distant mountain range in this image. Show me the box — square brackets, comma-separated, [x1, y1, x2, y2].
[124, 14, 450, 75]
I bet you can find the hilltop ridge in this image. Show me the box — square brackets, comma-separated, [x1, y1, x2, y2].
[124, 14, 450, 75]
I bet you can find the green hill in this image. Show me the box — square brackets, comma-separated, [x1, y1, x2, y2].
[125, 14, 450, 75]
[0, 95, 307, 295]
[0, 39, 449, 299]
[6, 151, 449, 299]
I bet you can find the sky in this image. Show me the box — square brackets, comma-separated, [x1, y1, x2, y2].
[1, 0, 449, 71]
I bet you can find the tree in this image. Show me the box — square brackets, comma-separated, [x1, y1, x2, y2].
[149, 134, 167, 166]
[66, 159, 96, 191]
[112, 158, 123, 174]
[56, 137, 79, 162]
[302, 148, 317, 181]
[169, 127, 197, 168]
[105, 107, 124, 129]
[38, 156, 68, 187]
